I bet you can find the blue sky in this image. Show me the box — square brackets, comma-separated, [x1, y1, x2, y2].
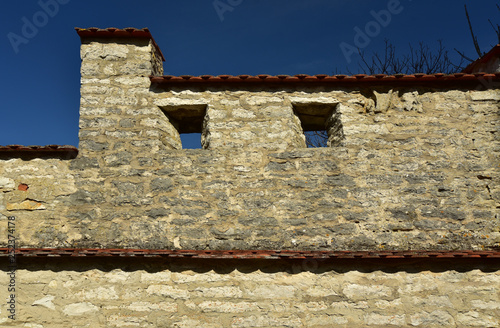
[1, 0, 498, 147]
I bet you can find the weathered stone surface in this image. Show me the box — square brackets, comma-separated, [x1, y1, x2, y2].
[365, 313, 406, 326]
[69, 157, 99, 170]
[151, 177, 173, 192]
[0, 266, 497, 327]
[373, 89, 397, 113]
[410, 310, 455, 326]
[470, 90, 500, 101]
[343, 284, 392, 301]
[81, 43, 129, 60]
[127, 301, 178, 312]
[62, 190, 104, 205]
[62, 302, 99, 316]
[456, 311, 499, 327]
[0, 177, 15, 191]
[146, 285, 190, 299]
[401, 91, 423, 112]
[32, 295, 56, 310]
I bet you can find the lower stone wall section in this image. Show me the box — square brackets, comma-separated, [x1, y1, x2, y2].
[0, 259, 498, 327]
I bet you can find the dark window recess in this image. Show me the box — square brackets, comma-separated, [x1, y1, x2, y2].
[160, 104, 207, 149]
[293, 102, 344, 148]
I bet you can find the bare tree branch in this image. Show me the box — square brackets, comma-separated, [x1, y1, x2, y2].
[454, 48, 475, 63]
[465, 4, 483, 57]
[353, 39, 464, 75]
[488, 19, 500, 44]
[497, 4, 500, 43]
[316, 2, 498, 148]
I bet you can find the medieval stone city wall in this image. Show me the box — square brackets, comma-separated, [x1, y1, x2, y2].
[0, 34, 498, 327]
[1, 38, 498, 251]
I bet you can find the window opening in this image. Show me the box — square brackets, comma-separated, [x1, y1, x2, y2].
[160, 104, 207, 149]
[293, 102, 343, 148]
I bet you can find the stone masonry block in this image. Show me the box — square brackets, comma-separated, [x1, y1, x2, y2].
[81, 43, 129, 60]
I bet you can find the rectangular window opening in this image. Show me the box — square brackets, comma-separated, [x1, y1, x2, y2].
[160, 104, 207, 149]
[293, 102, 344, 148]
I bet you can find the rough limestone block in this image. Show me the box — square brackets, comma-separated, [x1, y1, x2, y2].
[0, 177, 15, 191]
[243, 95, 283, 106]
[62, 302, 98, 316]
[114, 76, 150, 86]
[402, 91, 423, 112]
[288, 96, 339, 104]
[374, 89, 398, 113]
[81, 43, 129, 61]
[80, 61, 100, 76]
[364, 313, 406, 326]
[32, 295, 56, 310]
[470, 90, 500, 101]
[154, 98, 209, 106]
[6, 199, 46, 211]
[456, 311, 498, 327]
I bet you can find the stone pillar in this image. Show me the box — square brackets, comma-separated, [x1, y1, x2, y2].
[76, 28, 181, 169]
[326, 109, 344, 147]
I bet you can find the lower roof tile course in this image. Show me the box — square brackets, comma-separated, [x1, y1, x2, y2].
[2, 248, 499, 259]
[150, 73, 500, 86]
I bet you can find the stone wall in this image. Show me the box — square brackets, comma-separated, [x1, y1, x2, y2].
[1, 85, 498, 250]
[0, 259, 498, 327]
[0, 32, 499, 327]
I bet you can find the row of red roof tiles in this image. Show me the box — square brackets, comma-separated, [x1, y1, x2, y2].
[0, 145, 77, 151]
[1, 248, 499, 259]
[76, 27, 152, 37]
[75, 27, 165, 61]
[0, 145, 78, 157]
[151, 73, 500, 85]
[0, 145, 77, 152]
[463, 44, 500, 73]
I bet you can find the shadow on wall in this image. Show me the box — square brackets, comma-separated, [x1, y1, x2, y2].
[10, 257, 500, 274]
